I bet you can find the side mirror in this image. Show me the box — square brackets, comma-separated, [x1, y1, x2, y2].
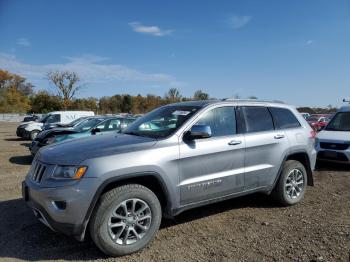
[91, 127, 101, 135]
[184, 125, 212, 140]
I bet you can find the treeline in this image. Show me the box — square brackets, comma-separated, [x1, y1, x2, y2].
[297, 106, 338, 115]
[0, 69, 213, 114]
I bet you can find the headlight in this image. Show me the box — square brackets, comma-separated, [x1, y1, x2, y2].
[52, 166, 87, 180]
[45, 137, 56, 145]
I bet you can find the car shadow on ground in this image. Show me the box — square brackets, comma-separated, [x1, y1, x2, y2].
[315, 161, 350, 171]
[0, 193, 277, 261]
[9, 155, 32, 165]
[4, 138, 26, 141]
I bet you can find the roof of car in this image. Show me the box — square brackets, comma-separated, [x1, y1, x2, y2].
[170, 99, 289, 108]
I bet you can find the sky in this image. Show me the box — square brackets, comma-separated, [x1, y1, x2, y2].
[0, 0, 350, 107]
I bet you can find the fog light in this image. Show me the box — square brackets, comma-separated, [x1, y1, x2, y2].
[52, 200, 66, 210]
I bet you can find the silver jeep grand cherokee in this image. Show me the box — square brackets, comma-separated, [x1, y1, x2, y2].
[22, 100, 316, 256]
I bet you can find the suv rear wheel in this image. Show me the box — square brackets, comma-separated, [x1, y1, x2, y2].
[89, 184, 162, 256]
[272, 160, 307, 206]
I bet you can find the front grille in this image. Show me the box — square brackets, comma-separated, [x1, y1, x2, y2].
[31, 161, 47, 183]
[320, 142, 349, 150]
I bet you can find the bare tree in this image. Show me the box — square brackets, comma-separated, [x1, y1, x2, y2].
[165, 88, 182, 103]
[47, 71, 81, 109]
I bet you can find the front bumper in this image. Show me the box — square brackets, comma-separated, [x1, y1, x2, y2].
[22, 177, 97, 241]
[16, 127, 31, 139]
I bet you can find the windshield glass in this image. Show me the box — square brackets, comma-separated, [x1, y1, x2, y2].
[39, 114, 49, 123]
[67, 117, 86, 126]
[123, 105, 200, 138]
[74, 118, 104, 132]
[326, 112, 350, 131]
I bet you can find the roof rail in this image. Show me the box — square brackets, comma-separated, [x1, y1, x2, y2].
[221, 98, 285, 104]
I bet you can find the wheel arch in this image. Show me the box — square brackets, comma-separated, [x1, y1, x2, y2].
[80, 172, 172, 240]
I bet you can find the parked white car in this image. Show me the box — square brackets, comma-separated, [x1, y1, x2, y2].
[16, 111, 95, 140]
[316, 106, 350, 163]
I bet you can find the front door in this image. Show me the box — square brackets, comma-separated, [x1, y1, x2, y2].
[179, 106, 245, 205]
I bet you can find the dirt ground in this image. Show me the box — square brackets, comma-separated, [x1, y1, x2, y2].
[0, 122, 349, 262]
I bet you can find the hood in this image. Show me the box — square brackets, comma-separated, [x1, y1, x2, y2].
[36, 128, 78, 141]
[317, 130, 350, 142]
[19, 121, 36, 127]
[37, 133, 158, 165]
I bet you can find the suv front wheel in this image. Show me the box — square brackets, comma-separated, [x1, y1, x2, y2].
[89, 184, 162, 256]
[272, 160, 307, 206]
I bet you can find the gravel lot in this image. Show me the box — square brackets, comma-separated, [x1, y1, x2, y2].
[0, 122, 349, 262]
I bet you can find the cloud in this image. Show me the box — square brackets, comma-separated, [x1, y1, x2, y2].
[227, 15, 252, 29]
[129, 22, 174, 36]
[16, 38, 31, 47]
[306, 40, 313, 45]
[0, 53, 177, 85]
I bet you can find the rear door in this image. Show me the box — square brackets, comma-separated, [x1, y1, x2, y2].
[179, 106, 245, 205]
[240, 106, 290, 189]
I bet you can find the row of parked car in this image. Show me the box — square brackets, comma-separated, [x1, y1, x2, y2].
[301, 112, 333, 131]
[16, 111, 138, 155]
[19, 100, 349, 257]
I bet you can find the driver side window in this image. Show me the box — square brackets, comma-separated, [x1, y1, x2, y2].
[196, 107, 236, 137]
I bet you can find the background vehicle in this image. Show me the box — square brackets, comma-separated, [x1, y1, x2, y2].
[42, 116, 90, 131]
[316, 106, 350, 163]
[16, 111, 94, 140]
[23, 100, 316, 256]
[29, 116, 135, 155]
[306, 115, 331, 131]
[301, 112, 311, 119]
[23, 114, 40, 122]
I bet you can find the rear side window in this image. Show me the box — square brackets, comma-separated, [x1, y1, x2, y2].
[242, 106, 274, 133]
[270, 107, 301, 129]
[196, 106, 236, 137]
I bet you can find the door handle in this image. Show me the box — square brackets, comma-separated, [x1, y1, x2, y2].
[228, 140, 242, 146]
[274, 134, 285, 139]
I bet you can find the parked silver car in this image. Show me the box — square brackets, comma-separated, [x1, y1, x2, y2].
[22, 100, 316, 256]
[316, 106, 350, 163]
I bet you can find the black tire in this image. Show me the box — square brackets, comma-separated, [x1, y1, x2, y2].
[30, 130, 39, 140]
[272, 160, 307, 206]
[89, 184, 162, 256]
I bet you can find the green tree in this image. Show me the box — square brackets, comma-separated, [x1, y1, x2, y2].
[193, 90, 209, 100]
[30, 91, 62, 113]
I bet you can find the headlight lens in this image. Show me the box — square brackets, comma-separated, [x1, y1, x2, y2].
[45, 137, 56, 145]
[52, 166, 87, 180]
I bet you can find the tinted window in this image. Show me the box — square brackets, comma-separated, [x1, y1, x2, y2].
[242, 106, 274, 133]
[270, 107, 301, 129]
[326, 112, 350, 131]
[196, 107, 236, 137]
[98, 119, 121, 131]
[45, 114, 61, 124]
[123, 105, 200, 138]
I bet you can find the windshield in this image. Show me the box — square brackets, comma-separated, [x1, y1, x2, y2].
[325, 112, 350, 131]
[39, 114, 49, 123]
[74, 118, 104, 132]
[67, 117, 85, 126]
[123, 105, 200, 138]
